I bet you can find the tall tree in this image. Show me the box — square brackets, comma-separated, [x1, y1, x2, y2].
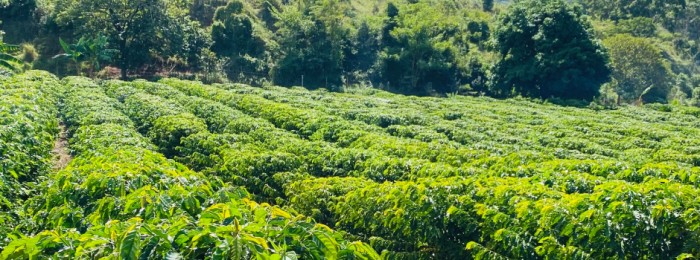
[381, 2, 400, 47]
[271, 4, 344, 89]
[604, 34, 673, 103]
[189, 0, 228, 26]
[211, 0, 268, 84]
[490, 0, 610, 100]
[344, 21, 380, 85]
[379, 2, 470, 94]
[579, 0, 687, 22]
[52, 0, 192, 79]
[211, 1, 253, 57]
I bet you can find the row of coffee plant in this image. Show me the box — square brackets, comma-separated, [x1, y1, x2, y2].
[0, 71, 60, 246]
[1, 76, 379, 259]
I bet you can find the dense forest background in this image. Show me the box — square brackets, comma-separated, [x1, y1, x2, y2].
[0, 0, 698, 105]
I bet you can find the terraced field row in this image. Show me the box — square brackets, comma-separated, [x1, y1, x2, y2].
[109, 78, 700, 258]
[2, 72, 700, 259]
[0, 74, 378, 259]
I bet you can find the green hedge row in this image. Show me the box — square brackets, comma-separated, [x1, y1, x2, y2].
[0, 71, 60, 247]
[146, 78, 700, 258]
[101, 77, 700, 258]
[66, 78, 381, 259]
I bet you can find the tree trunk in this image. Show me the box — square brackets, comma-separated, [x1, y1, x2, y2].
[119, 39, 127, 80]
[120, 63, 127, 80]
[88, 61, 95, 78]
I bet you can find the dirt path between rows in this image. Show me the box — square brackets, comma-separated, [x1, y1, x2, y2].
[52, 123, 72, 170]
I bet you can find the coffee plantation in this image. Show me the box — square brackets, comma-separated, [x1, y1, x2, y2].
[2, 71, 700, 259]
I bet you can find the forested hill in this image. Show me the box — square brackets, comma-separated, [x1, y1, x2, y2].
[0, 0, 698, 104]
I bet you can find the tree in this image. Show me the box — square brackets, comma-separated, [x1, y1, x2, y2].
[673, 0, 700, 40]
[483, 0, 494, 12]
[52, 0, 192, 79]
[578, 0, 687, 23]
[258, 0, 282, 30]
[490, 0, 610, 100]
[211, 1, 252, 57]
[189, 0, 228, 26]
[603, 34, 673, 103]
[271, 4, 344, 89]
[381, 2, 400, 47]
[379, 2, 472, 94]
[0, 0, 42, 44]
[344, 21, 380, 85]
[614, 17, 657, 37]
[211, 0, 268, 84]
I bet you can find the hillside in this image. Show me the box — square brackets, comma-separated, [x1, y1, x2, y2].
[3, 71, 700, 258]
[1, 0, 697, 104]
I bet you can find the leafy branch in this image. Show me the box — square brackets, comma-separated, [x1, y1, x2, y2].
[54, 36, 116, 77]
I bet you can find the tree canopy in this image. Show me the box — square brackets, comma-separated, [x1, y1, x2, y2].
[604, 34, 673, 103]
[270, 2, 346, 89]
[0, 0, 697, 104]
[490, 0, 611, 100]
[50, 0, 204, 79]
[211, 0, 268, 84]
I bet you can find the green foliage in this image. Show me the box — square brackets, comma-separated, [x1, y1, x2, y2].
[482, 0, 494, 12]
[0, 71, 59, 246]
[156, 77, 700, 258]
[54, 36, 116, 77]
[148, 113, 208, 157]
[11, 197, 379, 259]
[579, 0, 687, 23]
[379, 1, 488, 94]
[61, 77, 133, 133]
[6, 0, 700, 256]
[271, 4, 344, 89]
[11, 70, 700, 258]
[50, 0, 204, 79]
[614, 17, 657, 37]
[116, 90, 185, 133]
[603, 34, 673, 103]
[70, 124, 156, 155]
[211, 0, 268, 84]
[0, 28, 20, 73]
[0, 71, 59, 182]
[490, 0, 611, 100]
[2, 72, 379, 259]
[189, 0, 228, 26]
[2, 0, 698, 105]
[287, 177, 478, 259]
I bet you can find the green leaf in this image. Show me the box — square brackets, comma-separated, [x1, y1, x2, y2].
[166, 252, 183, 260]
[59, 38, 70, 54]
[281, 251, 298, 260]
[120, 228, 141, 260]
[138, 236, 161, 260]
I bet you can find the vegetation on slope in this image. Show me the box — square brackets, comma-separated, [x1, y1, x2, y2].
[6, 74, 691, 258]
[0, 73, 379, 259]
[0, 0, 697, 104]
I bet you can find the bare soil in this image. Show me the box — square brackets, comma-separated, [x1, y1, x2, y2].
[52, 123, 72, 170]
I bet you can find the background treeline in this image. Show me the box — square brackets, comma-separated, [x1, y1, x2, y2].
[0, 0, 698, 104]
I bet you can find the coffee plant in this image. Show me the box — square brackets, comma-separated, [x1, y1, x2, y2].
[0, 75, 379, 259]
[4, 72, 700, 258]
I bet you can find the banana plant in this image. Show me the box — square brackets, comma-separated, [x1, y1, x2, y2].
[54, 35, 116, 77]
[0, 30, 20, 73]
